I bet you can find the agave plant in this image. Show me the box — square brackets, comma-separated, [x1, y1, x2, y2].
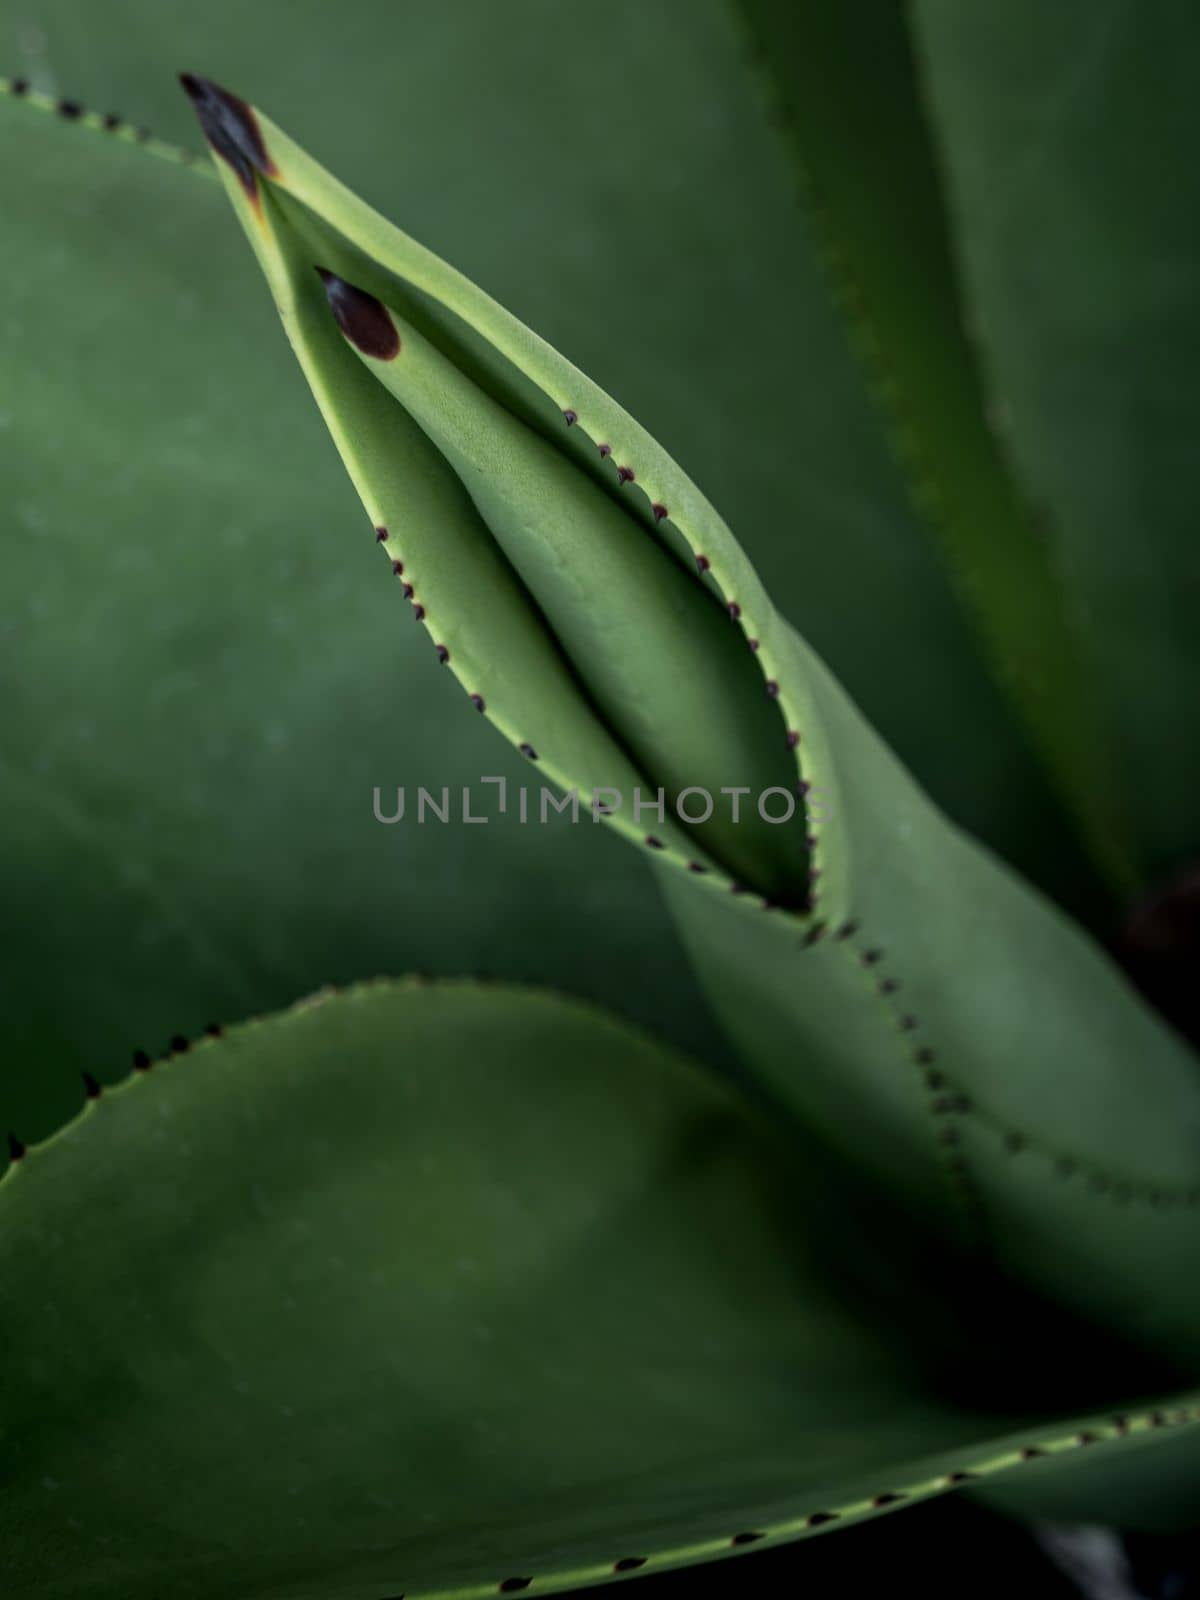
[3, 4, 1199, 1597]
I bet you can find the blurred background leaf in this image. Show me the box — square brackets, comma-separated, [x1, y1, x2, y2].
[727, 0, 1132, 898]
[913, 0, 1200, 888]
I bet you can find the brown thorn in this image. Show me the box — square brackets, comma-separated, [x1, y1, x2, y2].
[315, 268, 401, 360]
[178, 73, 277, 196]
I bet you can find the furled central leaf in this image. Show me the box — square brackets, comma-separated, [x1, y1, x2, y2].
[185, 78, 1200, 1387]
[181, 74, 810, 905]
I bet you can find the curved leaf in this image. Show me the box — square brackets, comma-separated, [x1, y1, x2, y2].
[912, 0, 1200, 884]
[726, 0, 1133, 895]
[193, 83, 1200, 1371]
[4, 978, 1199, 1598]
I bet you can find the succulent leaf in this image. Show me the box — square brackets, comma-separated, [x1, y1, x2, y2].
[185, 82, 811, 900]
[913, 0, 1200, 885]
[727, 0, 1135, 895]
[189, 82, 1200, 1370]
[5, 978, 1199, 1597]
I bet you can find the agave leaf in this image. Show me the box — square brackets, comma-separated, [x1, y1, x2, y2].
[189, 82, 1200, 1370]
[184, 73, 812, 898]
[725, 0, 1134, 896]
[177, 94, 798, 892]
[4, 977, 1199, 1598]
[912, 0, 1200, 884]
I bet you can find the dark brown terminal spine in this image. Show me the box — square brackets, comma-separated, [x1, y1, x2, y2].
[179, 73, 276, 197]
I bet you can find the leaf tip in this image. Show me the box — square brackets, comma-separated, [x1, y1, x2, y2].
[178, 72, 276, 196]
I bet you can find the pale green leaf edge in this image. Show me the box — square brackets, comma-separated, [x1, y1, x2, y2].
[0, 73, 212, 176]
